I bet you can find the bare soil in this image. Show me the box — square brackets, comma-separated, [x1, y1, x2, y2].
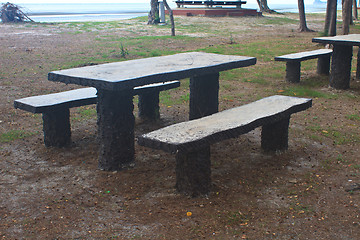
[0, 14, 359, 239]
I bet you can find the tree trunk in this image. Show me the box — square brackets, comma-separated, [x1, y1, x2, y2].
[256, 0, 277, 13]
[148, 0, 159, 25]
[350, 0, 354, 24]
[298, 0, 313, 32]
[163, 0, 175, 36]
[343, 0, 352, 34]
[324, 0, 334, 34]
[353, 0, 358, 20]
[328, 0, 338, 36]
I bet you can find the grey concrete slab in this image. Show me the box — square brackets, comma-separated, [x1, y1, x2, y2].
[312, 34, 360, 46]
[48, 52, 256, 91]
[275, 49, 333, 62]
[134, 80, 180, 94]
[138, 95, 312, 153]
[14, 87, 97, 113]
[14, 81, 181, 114]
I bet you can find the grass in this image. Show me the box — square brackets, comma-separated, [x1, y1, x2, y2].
[226, 211, 249, 226]
[279, 85, 337, 99]
[346, 114, 360, 121]
[0, 130, 35, 143]
[307, 125, 360, 145]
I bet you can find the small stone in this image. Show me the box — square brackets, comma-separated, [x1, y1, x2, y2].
[289, 179, 298, 184]
[345, 183, 360, 192]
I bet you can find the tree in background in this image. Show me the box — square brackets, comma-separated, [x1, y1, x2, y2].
[256, 0, 276, 13]
[297, 0, 313, 32]
[324, 0, 337, 36]
[148, 0, 175, 36]
[163, 0, 175, 36]
[148, 0, 159, 25]
[353, 0, 358, 20]
[342, 0, 352, 34]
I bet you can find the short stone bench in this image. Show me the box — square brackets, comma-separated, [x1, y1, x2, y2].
[138, 95, 312, 197]
[275, 49, 333, 83]
[14, 81, 180, 147]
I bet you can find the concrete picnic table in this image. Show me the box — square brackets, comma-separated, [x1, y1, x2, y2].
[48, 52, 256, 171]
[312, 34, 360, 89]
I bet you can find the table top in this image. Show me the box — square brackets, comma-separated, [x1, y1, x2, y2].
[312, 34, 360, 46]
[48, 52, 256, 91]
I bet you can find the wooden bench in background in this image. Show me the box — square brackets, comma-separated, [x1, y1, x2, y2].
[14, 81, 180, 147]
[275, 49, 333, 83]
[175, 1, 247, 8]
[138, 95, 312, 197]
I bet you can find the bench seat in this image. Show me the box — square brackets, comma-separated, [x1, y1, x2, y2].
[275, 49, 333, 83]
[14, 81, 180, 147]
[176, 1, 246, 8]
[138, 95, 312, 196]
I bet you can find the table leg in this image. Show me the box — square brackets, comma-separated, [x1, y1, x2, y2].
[356, 48, 360, 79]
[138, 90, 160, 121]
[330, 45, 353, 89]
[96, 89, 135, 171]
[189, 72, 219, 120]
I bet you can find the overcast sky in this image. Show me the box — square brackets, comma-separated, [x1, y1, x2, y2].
[8, 0, 316, 5]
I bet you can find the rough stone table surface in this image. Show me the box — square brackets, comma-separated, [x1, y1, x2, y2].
[312, 34, 360, 46]
[275, 49, 333, 62]
[138, 95, 312, 153]
[14, 87, 97, 113]
[48, 52, 256, 91]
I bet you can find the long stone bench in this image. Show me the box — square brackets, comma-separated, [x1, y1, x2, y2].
[275, 49, 333, 83]
[138, 95, 312, 197]
[14, 81, 180, 147]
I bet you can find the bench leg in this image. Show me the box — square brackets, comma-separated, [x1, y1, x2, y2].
[97, 89, 135, 171]
[317, 55, 331, 75]
[261, 116, 290, 152]
[189, 73, 219, 120]
[175, 146, 211, 197]
[330, 45, 352, 89]
[138, 90, 160, 121]
[42, 108, 71, 147]
[285, 61, 301, 83]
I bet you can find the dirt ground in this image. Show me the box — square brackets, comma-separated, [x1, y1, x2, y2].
[0, 13, 359, 239]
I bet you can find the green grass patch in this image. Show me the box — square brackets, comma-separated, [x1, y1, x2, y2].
[260, 16, 298, 25]
[78, 107, 97, 119]
[0, 130, 35, 143]
[279, 86, 337, 99]
[346, 114, 360, 121]
[226, 211, 249, 226]
[307, 125, 360, 145]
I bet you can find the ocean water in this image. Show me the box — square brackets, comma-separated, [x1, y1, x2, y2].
[20, 3, 151, 22]
[18, 2, 327, 23]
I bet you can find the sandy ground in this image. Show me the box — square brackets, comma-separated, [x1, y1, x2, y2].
[0, 13, 359, 239]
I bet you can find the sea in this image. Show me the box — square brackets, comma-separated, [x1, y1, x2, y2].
[16, 2, 328, 23]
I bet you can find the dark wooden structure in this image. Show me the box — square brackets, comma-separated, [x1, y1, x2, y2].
[175, 0, 247, 8]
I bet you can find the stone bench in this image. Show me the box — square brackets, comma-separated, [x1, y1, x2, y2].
[138, 95, 312, 197]
[275, 49, 333, 83]
[14, 81, 180, 147]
